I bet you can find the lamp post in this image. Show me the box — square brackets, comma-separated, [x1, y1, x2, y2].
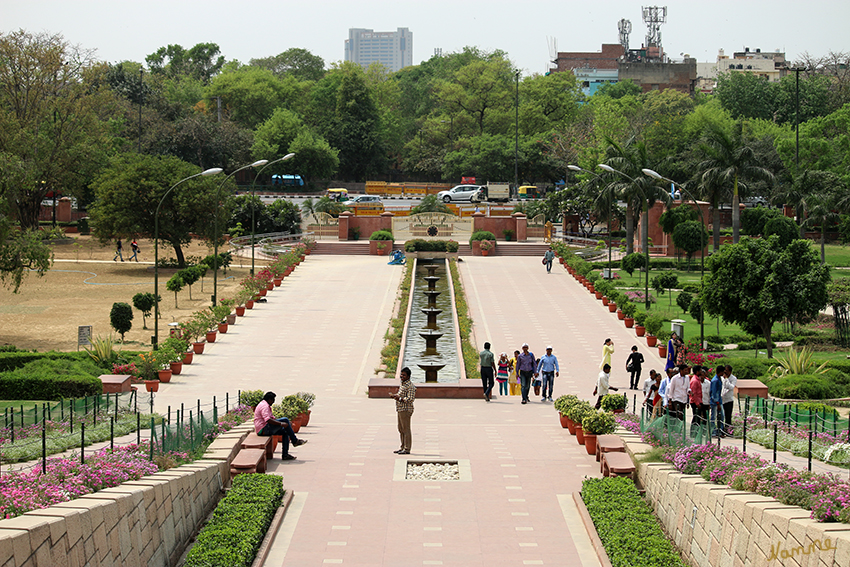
[598, 164, 652, 310]
[213, 160, 269, 306]
[249, 153, 295, 275]
[643, 168, 707, 348]
[568, 165, 614, 277]
[514, 70, 520, 195]
[154, 167, 223, 350]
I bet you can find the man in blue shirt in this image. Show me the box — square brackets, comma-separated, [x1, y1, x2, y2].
[709, 366, 724, 437]
[536, 346, 559, 402]
[516, 343, 537, 404]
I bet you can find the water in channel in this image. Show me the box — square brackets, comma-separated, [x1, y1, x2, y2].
[401, 259, 461, 383]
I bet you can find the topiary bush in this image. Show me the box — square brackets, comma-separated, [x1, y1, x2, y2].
[109, 302, 133, 341]
[676, 291, 692, 314]
[369, 230, 393, 241]
[768, 373, 844, 400]
[469, 231, 496, 244]
[620, 252, 646, 275]
[404, 239, 459, 252]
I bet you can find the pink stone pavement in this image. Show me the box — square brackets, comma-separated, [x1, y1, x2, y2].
[150, 254, 666, 566]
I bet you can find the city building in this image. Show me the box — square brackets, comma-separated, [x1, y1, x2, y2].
[618, 57, 697, 94]
[552, 43, 624, 96]
[344, 28, 413, 73]
[696, 48, 789, 94]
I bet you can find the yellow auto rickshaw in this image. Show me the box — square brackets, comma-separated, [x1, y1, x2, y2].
[326, 188, 349, 202]
[518, 185, 537, 200]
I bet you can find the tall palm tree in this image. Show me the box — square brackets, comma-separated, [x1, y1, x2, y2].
[697, 122, 774, 243]
[804, 193, 841, 263]
[776, 170, 846, 241]
[695, 170, 729, 253]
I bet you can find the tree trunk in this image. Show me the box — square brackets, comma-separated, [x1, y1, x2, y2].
[763, 325, 773, 359]
[170, 239, 187, 268]
[625, 202, 635, 256]
[732, 176, 740, 244]
[797, 204, 805, 238]
[821, 232, 826, 264]
[712, 206, 721, 252]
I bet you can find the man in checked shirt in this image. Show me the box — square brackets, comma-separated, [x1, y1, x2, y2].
[391, 367, 416, 455]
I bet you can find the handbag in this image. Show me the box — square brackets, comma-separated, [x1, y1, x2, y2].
[626, 363, 635, 373]
[542, 258, 546, 264]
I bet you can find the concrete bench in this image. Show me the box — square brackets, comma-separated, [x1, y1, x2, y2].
[99, 374, 133, 394]
[595, 434, 626, 464]
[601, 452, 636, 480]
[230, 448, 266, 476]
[242, 433, 274, 460]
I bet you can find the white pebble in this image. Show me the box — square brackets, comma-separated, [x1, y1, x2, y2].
[406, 462, 460, 480]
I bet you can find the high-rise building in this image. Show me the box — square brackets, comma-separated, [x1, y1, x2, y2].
[345, 28, 412, 73]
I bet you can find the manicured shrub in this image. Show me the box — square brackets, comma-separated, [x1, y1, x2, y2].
[620, 252, 646, 275]
[768, 373, 843, 400]
[368, 230, 393, 240]
[469, 230, 496, 244]
[109, 302, 133, 341]
[239, 389, 264, 409]
[403, 239, 459, 252]
[0, 372, 102, 400]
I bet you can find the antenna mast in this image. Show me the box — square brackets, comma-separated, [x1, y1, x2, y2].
[642, 6, 667, 48]
[617, 19, 632, 53]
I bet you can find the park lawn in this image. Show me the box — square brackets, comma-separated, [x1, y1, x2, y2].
[824, 244, 850, 267]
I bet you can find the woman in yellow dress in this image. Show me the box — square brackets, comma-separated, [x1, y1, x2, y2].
[600, 338, 614, 370]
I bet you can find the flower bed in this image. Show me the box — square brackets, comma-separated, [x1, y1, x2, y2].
[581, 477, 685, 567]
[183, 474, 284, 567]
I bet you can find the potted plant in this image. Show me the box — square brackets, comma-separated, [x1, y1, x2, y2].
[220, 298, 237, 325]
[161, 337, 188, 373]
[479, 240, 493, 256]
[296, 391, 316, 425]
[600, 393, 627, 413]
[644, 313, 664, 347]
[155, 346, 176, 382]
[369, 230, 394, 255]
[656, 330, 671, 357]
[621, 302, 637, 328]
[581, 411, 617, 455]
[554, 394, 579, 429]
[634, 309, 648, 337]
[211, 303, 231, 334]
[503, 228, 515, 242]
[566, 402, 594, 445]
[136, 351, 160, 390]
[181, 316, 207, 354]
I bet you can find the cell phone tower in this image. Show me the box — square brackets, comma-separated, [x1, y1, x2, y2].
[642, 5, 667, 48]
[618, 19, 632, 53]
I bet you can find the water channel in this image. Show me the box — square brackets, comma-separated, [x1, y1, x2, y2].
[401, 259, 461, 383]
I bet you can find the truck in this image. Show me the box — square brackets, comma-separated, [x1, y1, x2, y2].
[472, 182, 511, 203]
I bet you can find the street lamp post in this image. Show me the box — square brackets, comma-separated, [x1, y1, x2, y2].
[643, 168, 707, 348]
[213, 160, 269, 306]
[154, 167, 223, 350]
[568, 165, 614, 278]
[249, 153, 296, 276]
[598, 164, 652, 310]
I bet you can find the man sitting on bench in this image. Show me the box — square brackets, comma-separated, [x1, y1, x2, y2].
[254, 391, 307, 461]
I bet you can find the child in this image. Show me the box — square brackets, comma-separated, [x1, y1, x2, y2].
[496, 353, 510, 396]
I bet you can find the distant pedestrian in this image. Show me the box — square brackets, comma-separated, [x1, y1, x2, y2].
[516, 343, 537, 404]
[643, 370, 660, 417]
[129, 239, 140, 262]
[666, 332, 682, 372]
[543, 246, 555, 273]
[594, 364, 618, 409]
[625, 345, 644, 390]
[536, 345, 559, 402]
[600, 338, 614, 370]
[509, 350, 521, 396]
[709, 367, 724, 437]
[392, 367, 415, 454]
[721, 365, 737, 435]
[496, 353, 510, 396]
[113, 239, 124, 262]
[479, 342, 497, 402]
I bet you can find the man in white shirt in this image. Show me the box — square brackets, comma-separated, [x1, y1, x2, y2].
[665, 364, 690, 421]
[658, 368, 675, 412]
[594, 364, 617, 409]
[721, 365, 737, 435]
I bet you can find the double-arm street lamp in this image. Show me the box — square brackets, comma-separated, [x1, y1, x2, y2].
[568, 165, 615, 277]
[597, 164, 653, 310]
[643, 168, 707, 348]
[249, 153, 296, 276]
[154, 167, 223, 350]
[212, 160, 269, 306]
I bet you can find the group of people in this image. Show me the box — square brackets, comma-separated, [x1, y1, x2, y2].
[642, 364, 737, 437]
[113, 239, 140, 262]
[479, 342, 559, 404]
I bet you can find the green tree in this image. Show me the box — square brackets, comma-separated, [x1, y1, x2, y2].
[250, 48, 325, 81]
[328, 66, 385, 180]
[764, 216, 799, 248]
[676, 291, 693, 314]
[803, 189, 843, 263]
[145, 42, 225, 83]
[595, 81, 642, 99]
[166, 274, 184, 308]
[266, 199, 302, 234]
[689, 297, 704, 324]
[410, 195, 452, 214]
[132, 292, 159, 329]
[89, 153, 226, 268]
[740, 206, 781, 236]
[0, 217, 52, 293]
[287, 129, 339, 184]
[110, 302, 133, 342]
[434, 58, 513, 135]
[206, 66, 298, 129]
[715, 72, 775, 121]
[620, 252, 646, 276]
[672, 220, 709, 270]
[701, 237, 830, 357]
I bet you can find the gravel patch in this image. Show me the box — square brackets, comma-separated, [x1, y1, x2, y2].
[406, 461, 460, 481]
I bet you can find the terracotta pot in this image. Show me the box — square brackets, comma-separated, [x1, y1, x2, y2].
[304, 410, 311, 426]
[144, 380, 159, 392]
[245, 300, 254, 309]
[608, 303, 617, 313]
[559, 414, 570, 428]
[289, 419, 301, 433]
[646, 335, 658, 347]
[300, 255, 306, 261]
[617, 309, 626, 320]
[595, 292, 603, 300]
[588, 285, 595, 294]
[481, 248, 490, 256]
[602, 297, 609, 306]
[266, 281, 274, 291]
[236, 306, 246, 316]
[624, 317, 635, 328]
[635, 325, 646, 337]
[613, 409, 626, 414]
[169, 361, 183, 375]
[218, 322, 228, 334]
[658, 345, 668, 358]
[158, 369, 172, 383]
[206, 330, 217, 343]
[226, 314, 237, 325]
[183, 351, 194, 365]
[297, 412, 309, 426]
[258, 288, 267, 297]
[567, 418, 577, 435]
[193, 342, 205, 354]
[584, 433, 597, 455]
[285, 267, 293, 277]
[575, 425, 585, 445]
[273, 278, 282, 287]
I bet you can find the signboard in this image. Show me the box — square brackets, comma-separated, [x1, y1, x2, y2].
[77, 326, 93, 350]
[461, 176, 476, 185]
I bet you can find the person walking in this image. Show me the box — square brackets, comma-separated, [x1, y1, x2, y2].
[688, 365, 704, 436]
[509, 350, 521, 396]
[721, 365, 737, 436]
[625, 345, 644, 390]
[666, 332, 682, 372]
[543, 246, 555, 274]
[594, 364, 617, 409]
[128, 239, 140, 262]
[709, 366, 724, 437]
[599, 338, 614, 370]
[496, 353, 511, 397]
[643, 370, 661, 417]
[254, 391, 308, 460]
[113, 239, 124, 262]
[536, 346, 559, 402]
[391, 367, 415, 454]
[700, 367, 711, 432]
[479, 342, 497, 402]
[516, 343, 537, 404]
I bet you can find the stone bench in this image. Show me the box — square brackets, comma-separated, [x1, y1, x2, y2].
[99, 374, 133, 394]
[242, 433, 274, 460]
[595, 434, 626, 464]
[230, 448, 266, 477]
[601, 452, 636, 480]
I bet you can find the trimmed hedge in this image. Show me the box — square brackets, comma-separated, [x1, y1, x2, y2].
[769, 372, 846, 400]
[582, 477, 685, 567]
[469, 230, 496, 243]
[368, 230, 394, 241]
[0, 374, 101, 400]
[0, 351, 96, 373]
[404, 239, 459, 252]
[183, 474, 284, 567]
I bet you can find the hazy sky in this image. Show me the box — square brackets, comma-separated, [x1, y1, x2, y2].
[4, 0, 849, 74]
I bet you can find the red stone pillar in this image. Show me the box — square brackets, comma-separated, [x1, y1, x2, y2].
[513, 213, 527, 242]
[338, 211, 353, 241]
[57, 197, 72, 222]
[380, 211, 394, 233]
